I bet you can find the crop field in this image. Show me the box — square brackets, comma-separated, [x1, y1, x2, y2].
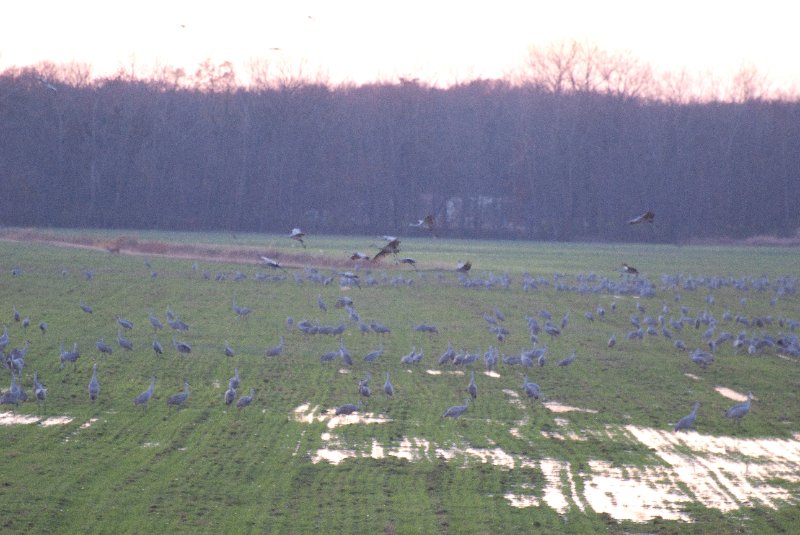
[0, 230, 798, 534]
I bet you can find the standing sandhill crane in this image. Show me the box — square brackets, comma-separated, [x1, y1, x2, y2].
[117, 329, 133, 351]
[172, 336, 192, 354]
[167, 382, 190, 410]
[224, 341, 235, 357]
[96, 338, 113, 355]
[467, 371, 478, 399]
[383, 372, 394, 398]
[224, 385, 236, 406]
[33, 371, 47, 409]
[674, 401, 700, 432]
[117, 315, 134, 330]
[335, 400, 362, 415]
[289, 228, 306, 248]
[558, 350, 576, 367]
[265, 336, 285, 357]
[152, 338, 164, 355]
[237, 388, 255, 409]
[363, 344, 384, 363]
[149, 312, 163, 331]
[232, 297, 252, 319]
[522, 375, 541, 400]
[134, 376, 156, 409]
[0, 325, 8, 351]
[627, 211, 655, 225]
[59, 342, 80, 369]
[78, 301, 93, 314]
[229, 368, 240, 390]
[725, 391, 753, 425]
[88, 364, 100, 401]
[0, 376, 21, 407]
[443, 398, 470, 419]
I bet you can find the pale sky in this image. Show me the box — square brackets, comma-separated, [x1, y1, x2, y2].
[1, 0, 798, 92]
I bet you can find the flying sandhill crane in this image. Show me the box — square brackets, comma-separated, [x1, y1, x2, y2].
[627, 211, 655, 224]
[289, 228, 306, 248]
[372, 238, 400, 262]
[455, 261, 471, 273]
[260, 256, 287, 272]
[410, 214, 435, 233]
[621, 263, 639, 275]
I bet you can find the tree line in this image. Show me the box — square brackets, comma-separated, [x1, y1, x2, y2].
[1, 52, 798, 243]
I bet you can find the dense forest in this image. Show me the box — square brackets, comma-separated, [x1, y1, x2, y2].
[1, 45, 799, 243]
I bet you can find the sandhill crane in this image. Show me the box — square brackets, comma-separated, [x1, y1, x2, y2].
[33, 371, 47, 409]
[59, 342, 80, 369]
[167, 382, 190, 410]
[265, 336, 284, 357]
[628, 211, 655, 225]
[622, 263, 639, 275]
[455, 261, 471, 273]
[229, 368, 240, 390]
[134, 377, 156, 409]
[372, 238, 400, 262]
[363, 344, 384, 363]
[117, 315, 134, 330]
[558, 350, 576, 367]
[289, 228, 306, 248]
[172, 336, 192, 354]
[467, 371, 477, 399]
[260, 256, 287, 272]
[674, 401, 700, 432]
[383, 372, 394, 397]
[522, 375, 541, 400]
[232, 297, 252, 319]
[0, 326, 8, 351]
[350, 251, 370, 261]
[117, 329, 133, 351]
[88, 364, 100, 401]
[410, 214, 435, 232]
[96, 338, 113, 355]
[725, 391, 753, 425]
[149, 312, 163, 331]
[224, 341, 235, 357]
[443, 398, 470, 419]
[335, 401, 362, 415]
[224, 385, 236, 405]
[152, 338, 164, 355]
[237, 388, 255, 409]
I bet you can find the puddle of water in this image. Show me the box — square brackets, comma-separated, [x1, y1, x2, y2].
[293, 405, 800, 522]
[483, 371, 501, 378]
[0, 412, 41, 425]
[425, 370, 442, 375]
[142, 442, 160, 448]
[338, 369, 351, 374]
[544, 401, 598, 414]
[79, 418, 98, 429]
[0, 412, 74, 427]
[40, 416, 73, 427]
[684, 373, 701, 381]
[585, 460, 692, 522]
[714, 386, 751, 402]
[502, 389, 519, 398]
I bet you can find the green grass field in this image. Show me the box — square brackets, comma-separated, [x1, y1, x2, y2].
[0, 231, 798, 534]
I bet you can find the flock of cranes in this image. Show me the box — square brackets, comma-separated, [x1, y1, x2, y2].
[3, 211, 795, 438]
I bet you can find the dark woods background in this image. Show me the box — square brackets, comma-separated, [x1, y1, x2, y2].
[2, 46, 799, 243]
